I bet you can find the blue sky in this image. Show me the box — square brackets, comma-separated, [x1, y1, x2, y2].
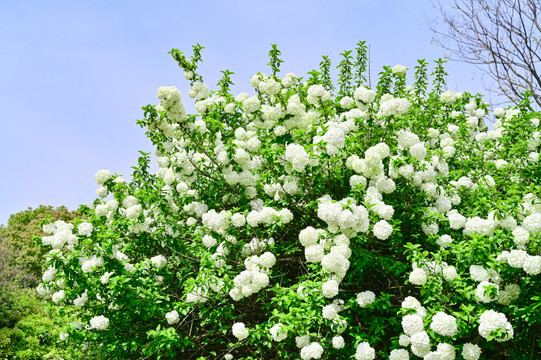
[0, 0, 499, 225]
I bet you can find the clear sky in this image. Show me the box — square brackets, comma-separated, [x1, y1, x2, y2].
[0, 0, 499, 226]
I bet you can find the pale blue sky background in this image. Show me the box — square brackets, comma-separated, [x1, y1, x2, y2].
[0, 0, 501, 225]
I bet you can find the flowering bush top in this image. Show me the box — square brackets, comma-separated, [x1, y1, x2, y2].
[38, 43, 541, 359]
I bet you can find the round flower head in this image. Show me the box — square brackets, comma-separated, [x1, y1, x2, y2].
[372, 220, 393, 240]
[270, 323, 288, 342]
[389, 349, 410, 360]
[300, 342, 324, 360]
[402, 314, 424, 336]
[322, 279, 339, 298]
[462, 343, 482, 360]
[478, 310, 513, 341]
[355, 341, 375, 360]
[232, 322, 249, 341]
[398, 334, 411, 347]
[356, 291, 376, 307]
[296, 335, 310, 349]
[90, 315, 110, 330]
[409, 268, 428, 286]
[392, 64, 407, 75]
[94, 169, 112, 185]
[52, 290, 66, 303]
[150, 255, 167, 269]
[332, 335, 345, 349]
[430, 312, 457, 336]
[166, 310, 179, 324]
[437, 343, 456, 360]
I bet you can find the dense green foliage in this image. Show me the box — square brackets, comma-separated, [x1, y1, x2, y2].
[35, 44, 541, 360]
[0, 206, 81, 359]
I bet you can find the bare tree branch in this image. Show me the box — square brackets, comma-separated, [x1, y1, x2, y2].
[430, 0, 541, 107]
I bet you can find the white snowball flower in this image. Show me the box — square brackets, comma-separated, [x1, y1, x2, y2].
[78, 222, 94, 236]
[322, 279, 339, 298]
[508, 249, 528, 268]
[94, 169, 112, 185]
[372, 220, 393, 240]
[52, 290, 66, 304]
[462, 343, 482, 360]
[300, 342, 324, 360]
[476, 281, 499, 303]
[437, 343, 456, 360]
[90, 315, 110, 330]
[270, 323, 288, 342]
[150, 255, 167, 269]
[409, 268, 428, 286]
[523, 255, 541, 275]
[166, 310, 180, 324]
[332, 335, 345, 349]
[402, 314, 424, 336]
[285, 143, 310, 172]
[389, 348, 410, 360]
[443, 266, 458, 281]
[430, 312, 457, 336]
[355, 341, 375, 360]
[478, 310, 513, 341]
[392, 64, 407, 75]
[398, 334, 411, 347]
[296, 335, 310, 349]
[522, 213, 541, 233]
[232, 322, 249, 341]
[356, 291, 376, 307]
[469, 265, 489, 282]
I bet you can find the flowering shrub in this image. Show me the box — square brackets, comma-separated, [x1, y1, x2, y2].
[38, 43, 541, 359]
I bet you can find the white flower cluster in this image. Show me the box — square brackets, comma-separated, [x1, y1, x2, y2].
[269, 323, 288, 342]
[52, 290, 65, 303]
[353, 86, 376, 104]
[157, 85, 187, 122]
[478, 310, 513, 342]
[392, 64, 407, 75]
[245, 206, 293, 228]
[317, 196, 369, 234]
[81, 255, 104, 273]
[462, 343, 482, 360]
[202, 209, 229, 234]
[150, 255, 167, 269]
[232, 322, 249, 341]
[322, 299, 344, 320]
[42, 266, 58, 283]
[505, 249, 541, 275]
[409, 268, 427, 286]
[372, 220, 393, 240]
[187, 82, 209, 100]
[229, 252, 276, 301]
[94, 169, 112, 185]
[356, 291, 376, 307]
[389, 349, 410, 360]
[300, 342, 324, 360]
[332, 335, 345, 349]
[41, 220, 78, 249]
[166, 310, 180, 325]
[377, 95, 410, 118]
[78, 222, 94, 236]
[354, 341, 375, 360]
[307, 84, 331, 104]
[89, 315, 110, 330]
[429, 311, 457, 336]
[440, 90, 457, 104]
[402, 314, 424, 336]
[316, 120, 351, 155]
[285, 143, 310, 172]
[73, 290, 88, 307]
